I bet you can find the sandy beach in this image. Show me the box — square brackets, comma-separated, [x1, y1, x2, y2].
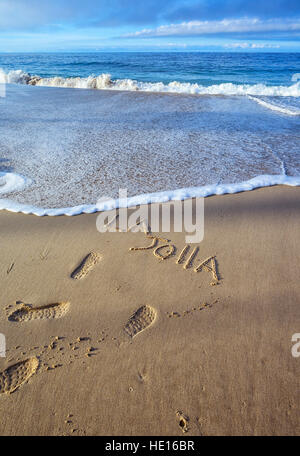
[0, 185, 299, 436]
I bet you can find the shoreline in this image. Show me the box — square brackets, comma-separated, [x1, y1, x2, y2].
[0, 185, 299, 436]
[1, 177, 300, 216]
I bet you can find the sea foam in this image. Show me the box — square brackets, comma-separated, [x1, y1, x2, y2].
[1, 69, 300, 97]
[248, 96, 300, 116]
[0, 174, 299, 217]
[0, 172, 31, 195]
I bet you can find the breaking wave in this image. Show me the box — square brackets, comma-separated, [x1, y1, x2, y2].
[1, 69, 300, 97]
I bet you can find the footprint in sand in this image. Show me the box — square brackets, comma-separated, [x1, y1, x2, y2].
[6, 262, 15, 275]
[124, 305, 157, 338]
[71, 252, 101, 280]
[0, 357, 39, 394]
[8, 302, 70, 322]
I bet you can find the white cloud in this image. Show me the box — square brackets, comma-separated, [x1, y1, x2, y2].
[123, 17, 300, 38]
[161, 42, 188, 47]
[223, 42, 280, 49]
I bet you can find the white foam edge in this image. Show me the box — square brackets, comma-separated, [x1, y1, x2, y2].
[0, 174, 299, 216]
[248, 95, 300, 116]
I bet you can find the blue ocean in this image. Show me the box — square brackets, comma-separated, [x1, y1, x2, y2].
[1, 52, 300, 88]
[0, 52, 299, 214]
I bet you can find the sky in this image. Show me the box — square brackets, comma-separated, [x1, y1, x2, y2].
[0, 0, 299, 52]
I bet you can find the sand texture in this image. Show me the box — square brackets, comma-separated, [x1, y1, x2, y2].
[0, 186, 299, 436]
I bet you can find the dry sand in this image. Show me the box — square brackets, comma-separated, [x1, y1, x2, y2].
[0, 185, 299, 436]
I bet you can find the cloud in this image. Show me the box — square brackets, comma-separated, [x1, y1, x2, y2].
[123, 18, 300, 38]
[223, 42, 280, 49]
[0, 0, 299, 40]
[166, 0, 300, 22]
[154, 42, 188, 48]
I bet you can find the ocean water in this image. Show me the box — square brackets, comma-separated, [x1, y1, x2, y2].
[0, 52, 299, 215]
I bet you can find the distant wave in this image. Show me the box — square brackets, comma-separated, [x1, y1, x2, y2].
[0, 174, 299, 216]
[248, 95, 300, 116]
[1, 69, 300, 97]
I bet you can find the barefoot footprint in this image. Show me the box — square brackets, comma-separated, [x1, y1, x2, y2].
[8, 302, 70, 322]
[0, 358, 39, 394]
[124, 305, 157, 338]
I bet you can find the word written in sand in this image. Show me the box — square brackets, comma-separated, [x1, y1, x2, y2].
[130, 235, 220, 285]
